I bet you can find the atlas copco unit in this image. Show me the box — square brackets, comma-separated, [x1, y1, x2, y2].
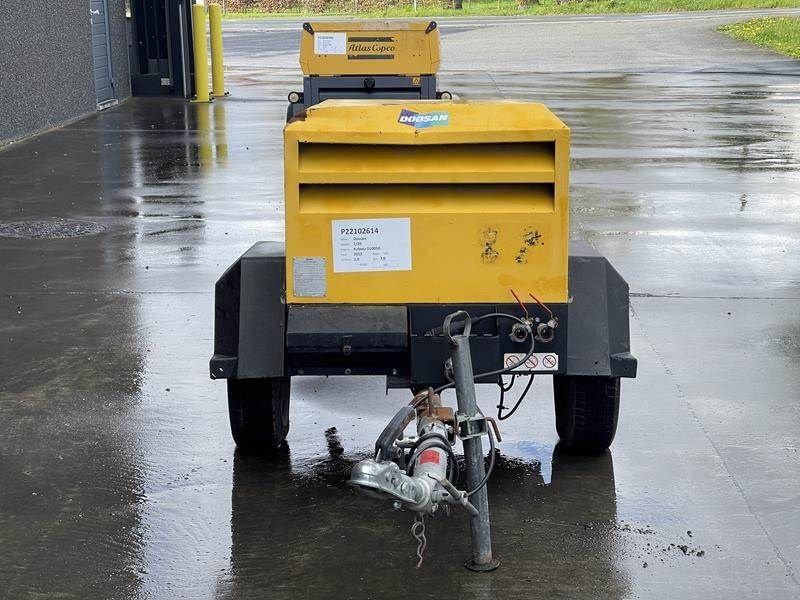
[210, 21, 637, 570]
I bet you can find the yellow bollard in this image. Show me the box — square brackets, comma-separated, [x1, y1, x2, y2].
[209, 3, 229, 97]
[191, 3, 211, 103]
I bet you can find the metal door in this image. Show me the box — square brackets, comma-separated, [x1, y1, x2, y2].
[130, 0, 193, 98]
[90, 0, 116, 107]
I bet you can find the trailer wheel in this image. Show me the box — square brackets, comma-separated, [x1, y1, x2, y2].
[286, 103, 303, 123]
[227, 377, 290, 452]
[553, 376, 620, 453]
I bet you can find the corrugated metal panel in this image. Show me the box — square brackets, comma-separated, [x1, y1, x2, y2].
[90, 0, 115, 105]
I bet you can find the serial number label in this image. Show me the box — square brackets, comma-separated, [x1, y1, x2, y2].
[314, 32, 346, 55]
[340, 227, 379, 235]
[332, 218, 411, 273]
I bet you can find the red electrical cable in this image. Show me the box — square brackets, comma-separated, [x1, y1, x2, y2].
[528, 291, 554, 321]
[509, 288, 529, 318]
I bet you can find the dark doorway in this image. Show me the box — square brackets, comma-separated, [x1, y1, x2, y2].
[129, 0, 195, 97]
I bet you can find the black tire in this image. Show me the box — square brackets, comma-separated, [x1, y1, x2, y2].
[227, 377, 290, 453]
[553, 376, 620, 453]
[286, 103, 303, 123]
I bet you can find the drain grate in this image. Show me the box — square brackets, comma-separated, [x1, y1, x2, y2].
[0, 218, 106, 239]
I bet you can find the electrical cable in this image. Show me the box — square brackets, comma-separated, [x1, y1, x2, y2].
[496, 374, 534, 420]
[401, 311, 534, 499]
[500, 374, 516, 392]
[466, 424, 496, 497]
[431, 312, 532, 494]
[528, 291, 555, 321]
[509, 288, 530, 318]
[408, 432, 459, 482]
[409, 431, 449, 450]
[407, 439, 458, 484]
[433, 312, 536, 395]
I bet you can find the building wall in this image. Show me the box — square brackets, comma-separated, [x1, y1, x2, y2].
[0, 1, 131, 146]
[109, 1, 132, 103]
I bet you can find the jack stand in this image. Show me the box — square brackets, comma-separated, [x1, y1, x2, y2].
[445, 311, 501, 572]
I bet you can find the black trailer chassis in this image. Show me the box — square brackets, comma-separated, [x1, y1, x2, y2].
[210, 240, 636, 453]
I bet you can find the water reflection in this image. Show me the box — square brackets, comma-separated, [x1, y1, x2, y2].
[103, 98, 238, 273]
[214, 102, 229, 164]
[0, 112, 151, 598]
[217, 436, 628, 599]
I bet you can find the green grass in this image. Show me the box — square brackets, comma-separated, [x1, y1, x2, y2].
[223, 0, 800, 19]
[719, 16, 800, 57]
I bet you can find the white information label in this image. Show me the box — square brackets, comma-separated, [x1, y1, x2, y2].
[503, 352, 559, 372]
[293, 257, 327, 297]
[314, 32, 346, 55]
[332, 218, 412, 273]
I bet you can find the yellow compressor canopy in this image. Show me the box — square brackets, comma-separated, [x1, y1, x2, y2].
[299, 21, 440, 76]
[284, 100, 570, 304]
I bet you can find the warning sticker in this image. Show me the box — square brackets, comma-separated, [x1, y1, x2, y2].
[314, 32, 346, 55]
[293, 257, 326, 297]
[418, 449, 441, 465]
[503, 352, 559, 372]
[332, 218, 412, 273]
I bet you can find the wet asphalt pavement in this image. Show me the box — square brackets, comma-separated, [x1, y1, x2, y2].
[2, 9, 800, 600]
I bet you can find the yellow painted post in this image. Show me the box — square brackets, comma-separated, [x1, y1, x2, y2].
[209, 3, 229, 97]
[191, 3, 211, 103]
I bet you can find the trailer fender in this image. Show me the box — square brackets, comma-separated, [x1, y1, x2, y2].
[210, 242, 286, 379]
[566, 241, 637, 378]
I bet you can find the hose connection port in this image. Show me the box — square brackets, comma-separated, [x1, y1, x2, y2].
[535, 318, 558, 343]
[509, 322, 531, 343]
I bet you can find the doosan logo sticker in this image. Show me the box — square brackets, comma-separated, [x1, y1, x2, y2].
[397, 109, 450, 129]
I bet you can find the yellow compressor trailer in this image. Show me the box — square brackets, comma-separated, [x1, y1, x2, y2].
[210, 21, 637, 570]
[286, 20, 448, 120]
